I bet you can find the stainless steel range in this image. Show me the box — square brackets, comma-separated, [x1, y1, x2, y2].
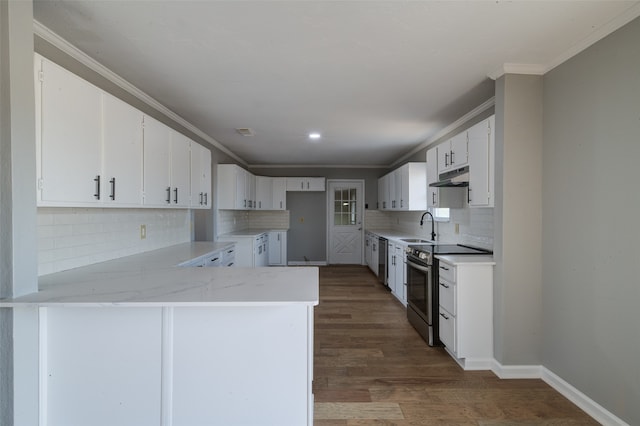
[406, 244, 492, 346]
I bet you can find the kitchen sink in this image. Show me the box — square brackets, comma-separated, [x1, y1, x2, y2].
[400, 238, 431, 243]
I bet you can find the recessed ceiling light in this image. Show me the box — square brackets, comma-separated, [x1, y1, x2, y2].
[308, 132, 321, 140]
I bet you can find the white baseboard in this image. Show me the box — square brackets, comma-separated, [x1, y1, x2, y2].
[287, 261, 327, 266]
[489, 360, 629, 426]
[490, 360, 542, 379]
[541, 367, 629, 426]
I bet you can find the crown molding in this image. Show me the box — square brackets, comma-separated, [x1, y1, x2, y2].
[389, 97, 495, 168]
[489, 3, 640, 80]
[33, 20, 246, 166]
[488, 63, 546, 80]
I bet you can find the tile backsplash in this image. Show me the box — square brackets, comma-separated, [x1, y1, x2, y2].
[365, 207, 494, 251]
[38, 207, 191, 276]
[216, 209, 290, 237]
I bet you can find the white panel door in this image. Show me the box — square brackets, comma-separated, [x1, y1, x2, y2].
[328, 180, 364, 264]
[39, 58, 102, 204]
[102, 94, 144, 205]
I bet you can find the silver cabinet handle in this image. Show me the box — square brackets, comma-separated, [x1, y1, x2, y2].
[166, 187, 171, 204]
[174, 187, 178, 204]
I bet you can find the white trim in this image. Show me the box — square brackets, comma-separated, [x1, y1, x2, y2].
[33, 20, 246, 166]
[541, 367, 630, 426]
[490, 359, 542, 379]
[390, 97, 495, 168]
[489, 3, 640, 80]
[287, 261, 327, 266]
[544, 2, 640, 75]
[488, 63, 546, 80]
[488, 360, 630, 425]
[38, 308, 48, 426]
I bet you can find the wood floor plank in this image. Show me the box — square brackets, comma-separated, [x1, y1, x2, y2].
[313, 265, 598, 424]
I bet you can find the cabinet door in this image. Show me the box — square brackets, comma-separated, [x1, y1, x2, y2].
[39, 58, 102, 204]
[394, 245, 405, 303]
[256, 176, 273, 210]
[190, 143, 211, 208]
[170, 132, 191, 207]
[426, 148, 439, 208]
[286, 177, 305, 191]
[450, 132, 468, 169]
[437, 141, 452, 173]
[306, 177, 325, 191]
[467, 117, 493, 207]
[102, 95, 143, 205]
[378, 174, 390, 210]
[143, 116, 172, 206]
[404, 163, 427, 211]
[217, 164, 247, 210]
[245, 170, 256, 209]
[272, 178, 287, 210]
[268, 231, 287, 265]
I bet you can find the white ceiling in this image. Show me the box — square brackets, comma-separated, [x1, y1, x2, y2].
[33, 1, 640, 167]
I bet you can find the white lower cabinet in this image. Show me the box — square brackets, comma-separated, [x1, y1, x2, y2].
[437, 258, 494, 368]
[387, 241, 407, 306]
[218, 233, 268, 267]
[268, 231, 288, 266]
[34, 304, 314, 425]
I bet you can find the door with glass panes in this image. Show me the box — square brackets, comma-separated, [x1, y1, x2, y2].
[328, 180, 364, 264]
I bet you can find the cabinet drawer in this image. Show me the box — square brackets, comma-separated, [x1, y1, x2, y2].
[438, 261, 456, 282]
[438, 307, 456, 353]
[204, 252, 222, 267]
[438, 279, 456, 315]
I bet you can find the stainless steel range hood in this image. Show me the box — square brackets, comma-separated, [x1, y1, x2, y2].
[429, 166, 469, 187]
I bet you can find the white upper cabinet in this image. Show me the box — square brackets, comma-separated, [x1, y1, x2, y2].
[169, 131, 191, 207]
[396, 163, 427, 211]
[286, 177, 325, 191]
[272, 178, 287, 210]
[377, 162, 427, 211]
[438, 132, 469, 173]
[426, 147, 440, 208]
[217, 164, 257, 210]
[256, 177, 287, 210]
[37, 55, 102, 205]
[256, 176, 273, 210]
[467, 116, 495, 207]
[102, 96, 144, 206]
[142, 119, 190, 208]
[142, 116, 172, 206]
[36, 54, 209, 210]
[190, 142, 212, 209]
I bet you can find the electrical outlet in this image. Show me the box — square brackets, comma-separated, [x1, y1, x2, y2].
[140, 224, 146, 239]
[455, 223, 460, 234]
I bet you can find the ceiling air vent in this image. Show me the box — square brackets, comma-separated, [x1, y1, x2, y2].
[235, 128, 254, 136]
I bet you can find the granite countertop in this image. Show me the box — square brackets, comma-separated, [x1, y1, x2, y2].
[0, 242, 318, 308]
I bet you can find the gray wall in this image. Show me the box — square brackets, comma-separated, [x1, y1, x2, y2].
[494, 74, 543, 365]
[542, 17, 640, 425]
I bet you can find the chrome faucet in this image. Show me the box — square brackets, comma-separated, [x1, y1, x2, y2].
[420, 211, 436, 241]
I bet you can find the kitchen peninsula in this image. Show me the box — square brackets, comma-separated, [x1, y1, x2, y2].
[0, 242, 319, 426]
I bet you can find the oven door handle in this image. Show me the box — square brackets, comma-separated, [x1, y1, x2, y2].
[407, 259, 431, 273]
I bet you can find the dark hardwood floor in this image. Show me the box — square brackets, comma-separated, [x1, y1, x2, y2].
[313, 265, 598, 425]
